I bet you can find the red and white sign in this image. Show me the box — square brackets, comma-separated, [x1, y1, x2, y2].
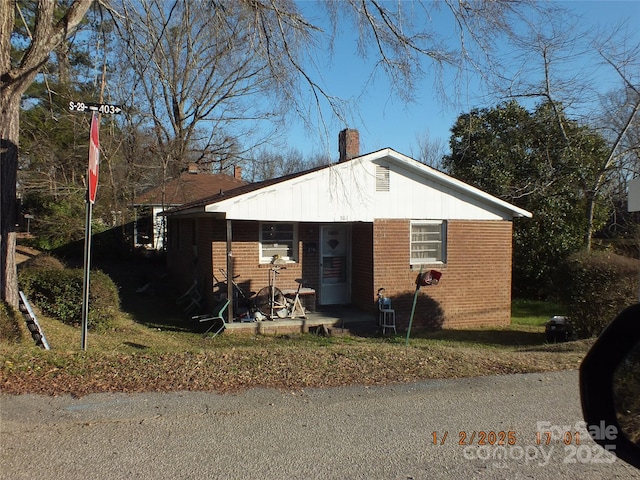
[88, 113, 100, 203]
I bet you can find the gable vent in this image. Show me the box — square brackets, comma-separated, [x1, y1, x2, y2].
[376, 165, 390, 192]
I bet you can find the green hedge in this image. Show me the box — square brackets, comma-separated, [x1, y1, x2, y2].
[0, 302, 23, 343]
[557, 251, 638, 338]
[19, 268, 120, 332]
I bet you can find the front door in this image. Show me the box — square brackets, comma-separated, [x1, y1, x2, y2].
[319, 224, 351, 305]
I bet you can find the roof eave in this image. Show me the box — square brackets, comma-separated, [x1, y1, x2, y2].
[368, 149, 533, 219]
[159, 206, 208, 217]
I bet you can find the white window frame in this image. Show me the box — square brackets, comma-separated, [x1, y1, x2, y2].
[259, 222, 298, 263]
[410, 220, 446, 265]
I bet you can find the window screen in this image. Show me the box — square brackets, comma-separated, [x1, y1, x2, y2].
[410, 221, 446, 264]
[260, 223, 297, 262]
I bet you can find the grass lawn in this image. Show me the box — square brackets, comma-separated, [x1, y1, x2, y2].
[511, 298, 566, 326]
[1, 287, 592, 397]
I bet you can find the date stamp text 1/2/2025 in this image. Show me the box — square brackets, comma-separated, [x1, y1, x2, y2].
[431, 421, 619, 467]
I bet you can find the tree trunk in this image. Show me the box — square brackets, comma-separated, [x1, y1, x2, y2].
[1, 0, 95, 308]
[1, 86, 23, 308]
[585, 193, 595, 252]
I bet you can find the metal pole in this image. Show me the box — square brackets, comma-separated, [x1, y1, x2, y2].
[405, 268, 424, 346]
[81, 198, 92, 351]
[405, 284, 420, 346]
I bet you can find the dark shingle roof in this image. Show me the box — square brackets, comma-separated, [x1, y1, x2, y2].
[133, 172, 247, 206]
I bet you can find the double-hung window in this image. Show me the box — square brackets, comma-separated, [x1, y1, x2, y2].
[260, 222, 298, 263]
[410, 220, 446, 264]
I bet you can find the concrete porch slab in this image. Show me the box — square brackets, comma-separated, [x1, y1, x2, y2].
[223, 306, 377, 336]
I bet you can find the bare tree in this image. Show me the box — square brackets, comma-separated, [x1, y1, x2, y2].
[413, 130, 447, 169]
[114, 0, 555, 172]
[112, 0, 314, 182]
[595, 33, 640, 181]
[495, 14, 640, 250]
[247, 147, 320, 182]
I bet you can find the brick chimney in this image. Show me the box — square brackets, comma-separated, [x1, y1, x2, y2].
[234, 165, 242, 180]
[188, 163, 198, 174]
[338, 128, 359, 162]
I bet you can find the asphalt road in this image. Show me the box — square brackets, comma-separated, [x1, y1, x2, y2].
[1, 370, 638, 479]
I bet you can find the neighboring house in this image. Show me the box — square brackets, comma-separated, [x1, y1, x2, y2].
[164, 129, 531, 330]
[132, 165, 246, 250]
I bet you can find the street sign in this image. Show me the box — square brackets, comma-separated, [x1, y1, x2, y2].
[88, 113, 100, 204]
[67, 101, 115, 351]
[69, 101, 122, 114]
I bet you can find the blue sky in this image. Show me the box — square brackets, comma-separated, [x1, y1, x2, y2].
[281, 1, 640, 161]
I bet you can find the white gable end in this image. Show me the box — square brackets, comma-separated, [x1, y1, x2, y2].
[207, 158, 375, 222]
[373, 161, 516, 220]
[369, 150, 530, 220]
[204, 149, 531, 222]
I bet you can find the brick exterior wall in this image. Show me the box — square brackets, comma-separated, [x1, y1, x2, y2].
[167, 217, 513, 329]
[372, 219, 513, 329]
[169, 219, 322, 313]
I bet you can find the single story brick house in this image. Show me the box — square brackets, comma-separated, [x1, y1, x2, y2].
[164, 129, 531, 330]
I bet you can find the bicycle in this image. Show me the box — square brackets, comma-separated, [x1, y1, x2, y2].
[253, 264, 293, 319]
[214, 268, 256, 321]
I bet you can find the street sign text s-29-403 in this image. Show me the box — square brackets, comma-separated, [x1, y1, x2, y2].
[69, 101, 122, 114]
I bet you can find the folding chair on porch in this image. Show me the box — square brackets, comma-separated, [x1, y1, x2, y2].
[192, 298, 230, 336]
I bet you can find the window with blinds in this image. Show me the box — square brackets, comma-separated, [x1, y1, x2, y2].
[410, 221, 446, 264]
[260, 222, 298, 263]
